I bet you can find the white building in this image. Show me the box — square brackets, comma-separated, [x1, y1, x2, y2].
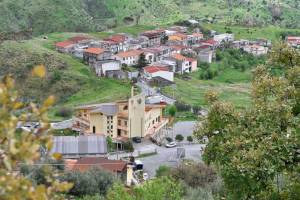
[113, 50, 143, 66]
[93, 60, 121, 76]
[213, 33, 234, 44]
[243, 45, 268, 56]
[144, 65, 174, 82]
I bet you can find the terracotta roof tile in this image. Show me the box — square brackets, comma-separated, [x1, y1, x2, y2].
[115, 50, 143, 58]
[144, 65, 169, 73]
[55, 40, 75, 48]
[65, 157, 127, 173]
[84, 48, 106, 55]
[171, 53, 187, 61]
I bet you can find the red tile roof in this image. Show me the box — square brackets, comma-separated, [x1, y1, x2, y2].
[55, 40, 75, 48]
[106, 34, 127, 43]
[186, 57, 196, 62]
[115, 50, 143, 58]
[202, 39, 217, 45]
[65, 157, 127, 173]
[170, 45, 189, 51]
[84, 47, 106, 55]
[144, 65, 169, 73]
[171, 53, 187, 61]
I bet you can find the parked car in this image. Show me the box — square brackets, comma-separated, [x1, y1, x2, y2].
[165, 142, 177, 148]
[132, 137, 142, 143]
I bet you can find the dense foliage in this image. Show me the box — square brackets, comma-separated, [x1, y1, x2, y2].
[61, 168, 116, 197]
[106, 177, 184, 200]
[199, 49, 266, 80]
[194, 43, 300, 199]
[1, 0, 300, 35]
[0, 67, 71, 199]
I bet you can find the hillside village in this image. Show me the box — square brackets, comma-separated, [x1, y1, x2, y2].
[54, 24, 276, 82]
[36, 23, 298, 188]
[9, 20, 300, 198]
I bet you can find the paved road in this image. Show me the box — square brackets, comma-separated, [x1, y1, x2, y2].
[139, 143, 204, 177]
[136, 81, 176, 105]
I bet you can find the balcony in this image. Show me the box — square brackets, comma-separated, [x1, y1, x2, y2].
[145, 118, 169, 137]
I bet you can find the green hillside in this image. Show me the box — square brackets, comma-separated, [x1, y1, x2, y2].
[0, 33, 131, 120]
[1, 0, 299, 35]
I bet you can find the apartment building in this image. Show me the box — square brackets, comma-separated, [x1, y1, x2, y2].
[72, 89, 168, 140]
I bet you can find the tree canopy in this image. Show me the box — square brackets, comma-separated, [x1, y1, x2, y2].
[194, 43, 300, 199]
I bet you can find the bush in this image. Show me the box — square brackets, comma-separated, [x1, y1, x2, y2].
[168, 105, 177, 117]
[171, 163, 217, 188]
[62, 168, 116, 197]
[55, 107, 73, 118]
[187, 136, 193, 143]
[156, 165, 172, 177]
[175, 134, 184, 142]
[183, 187, 214, 200]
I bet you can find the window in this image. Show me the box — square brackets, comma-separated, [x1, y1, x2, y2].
[93, 126, 96, 134]
[123, 105, 128, 110]
[124, 121, 128, 126]
[118, 120, 121, 126]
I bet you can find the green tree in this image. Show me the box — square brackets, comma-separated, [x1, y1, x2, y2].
[187, 136, 193, 143]
[194, 43, 300, 199]
[107, 177, 183, 200]
[62, 168, 115, 197]
[136, 53, 148, 70]
[0, 66, 71, 200]
[175, 134, 184, 142]
[106, 136, 114, 152]
[134, 177, 183, 200]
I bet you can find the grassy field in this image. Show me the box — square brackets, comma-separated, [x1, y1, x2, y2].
[203, 24, 300, 42]
[0, 32, 131, 121]
[162, 71, 252, 109]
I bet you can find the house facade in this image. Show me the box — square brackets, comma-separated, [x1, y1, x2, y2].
[72, 91, 168, 140]
[243, 45, 268, 56]
[171, 53, 198, 74]
[113, 50, 143, 66]
[93, 59, 121, 76]
[83, 48, 112, 64]
[141, 29, 165, 47]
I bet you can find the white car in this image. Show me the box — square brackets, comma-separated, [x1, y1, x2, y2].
[165, 142, 177, 148]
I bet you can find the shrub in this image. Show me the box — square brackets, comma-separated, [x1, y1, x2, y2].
[175, 134, 184, 142]
[187, 136, 193, 143]
[156, 165, 172, 177]
[168, 105, 177, 117]
[62, 168, 116, 197]
[171, 163, 217, 188]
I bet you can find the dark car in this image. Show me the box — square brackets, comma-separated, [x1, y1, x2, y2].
[132, 137, 142, 143]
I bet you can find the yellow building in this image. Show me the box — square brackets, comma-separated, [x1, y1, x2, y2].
[72, 92, 169, 140]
